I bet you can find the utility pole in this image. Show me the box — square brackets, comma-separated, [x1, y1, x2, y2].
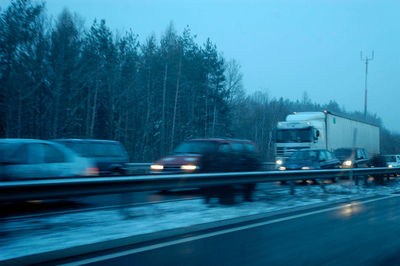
[360, 51, 374, 119]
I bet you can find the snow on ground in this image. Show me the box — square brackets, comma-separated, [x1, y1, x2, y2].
[1, 181, 400, 261]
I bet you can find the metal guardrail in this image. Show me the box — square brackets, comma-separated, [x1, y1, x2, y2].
[1, 167, 399, 202]
[126, 163, 152, 175]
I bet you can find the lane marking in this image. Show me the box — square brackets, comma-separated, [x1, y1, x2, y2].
[61, 194, 398, 266]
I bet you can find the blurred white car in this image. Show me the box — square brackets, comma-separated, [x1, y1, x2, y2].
[0, 139, 98, 180]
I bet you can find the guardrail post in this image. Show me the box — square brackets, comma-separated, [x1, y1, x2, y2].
[355, 174, 359, 186]
[290, 181, 296, 195]
[350, 169, 354, 190]
[320, 180, 327, 193]
[364, 175, 369, 186]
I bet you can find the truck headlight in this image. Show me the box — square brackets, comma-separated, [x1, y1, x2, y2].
[276, 159, 283, 165]
[343, 160, 352, 167]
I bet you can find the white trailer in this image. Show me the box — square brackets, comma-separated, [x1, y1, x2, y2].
[274, 111, 380, 165]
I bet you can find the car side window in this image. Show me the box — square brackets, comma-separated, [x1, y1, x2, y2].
[309, 151, 317, 161]
[319, 151, 327, 161]
[43, 144, 67, 163]
[363, 150, 369, 160]
[28, 143, 45, 164]
[245, 143, 257, 153]
[356, 149, 364, 159]
[219, 143, 231, 153]
[9, 144, 29, 164]
[231, 143, 244, 153]
[326, 151, 334, 160]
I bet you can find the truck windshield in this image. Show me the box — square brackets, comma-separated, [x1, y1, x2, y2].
[333, 149, 353, 160]
[290, 150, 318, 161]
[276, 128, 312, 143]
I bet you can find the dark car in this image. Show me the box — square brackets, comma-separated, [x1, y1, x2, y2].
[151, 138, 261, 174]
[369, 155, 395, 184]
[282, 149, 341, 171]
[151, 138, 262, 202]
[333, 148, 370, 168]
[54, 139, 129, 175]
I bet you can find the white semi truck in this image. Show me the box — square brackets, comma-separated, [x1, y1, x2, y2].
[274, 111, 380, 166]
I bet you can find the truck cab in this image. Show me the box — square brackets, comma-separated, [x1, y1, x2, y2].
[275, 112, 325, 166]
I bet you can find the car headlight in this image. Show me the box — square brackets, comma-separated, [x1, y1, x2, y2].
[151, 164, 164, 170]
[388, 164, 393, 168]
[301, 166, 311, 170]
[279, 166, 286, 171]
[276, 159, 283, 165]
[181, 165, 198, 171]
[343, 160, 352, 167]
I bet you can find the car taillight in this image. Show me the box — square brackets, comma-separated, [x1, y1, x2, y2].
[86, 167, 99, 176]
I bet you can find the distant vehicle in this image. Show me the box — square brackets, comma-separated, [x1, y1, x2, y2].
[54, 139, 129, 175]
[381, 155, 400, 168]
[280, 149, 341, 171]
[369, 154, 397, 184]
[0, 139, 97, 180]
[151, 138, 262, 174]
[370, 155, 400, 168]
[333, 148, 370, 168]
[274, 111, 380, 168]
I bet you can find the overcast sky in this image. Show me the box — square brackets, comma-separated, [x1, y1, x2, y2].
[2, 0, 400, 132]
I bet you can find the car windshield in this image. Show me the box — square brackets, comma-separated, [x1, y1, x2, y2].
[290, 150, 318, 161]
[334, 149, 354, 159]
[383, 155, 397, 162]
[174, 141, 218, 154]
[276, 128, 312, 143]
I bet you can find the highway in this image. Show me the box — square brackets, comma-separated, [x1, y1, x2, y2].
[54, 194, 400, 266]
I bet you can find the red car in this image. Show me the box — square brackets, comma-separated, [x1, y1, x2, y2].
[151, 138, 262, 174]
[151, 138, 262, 202]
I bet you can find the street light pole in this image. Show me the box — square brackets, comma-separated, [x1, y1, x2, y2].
[360, 51, 374, 119]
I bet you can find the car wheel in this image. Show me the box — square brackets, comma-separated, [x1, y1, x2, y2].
[112, 168, 125, 176]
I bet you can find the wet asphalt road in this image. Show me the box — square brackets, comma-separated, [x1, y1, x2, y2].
[63, 194, 400, 266]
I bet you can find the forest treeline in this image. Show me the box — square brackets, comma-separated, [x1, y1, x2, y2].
[1, 0, 399, 161]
